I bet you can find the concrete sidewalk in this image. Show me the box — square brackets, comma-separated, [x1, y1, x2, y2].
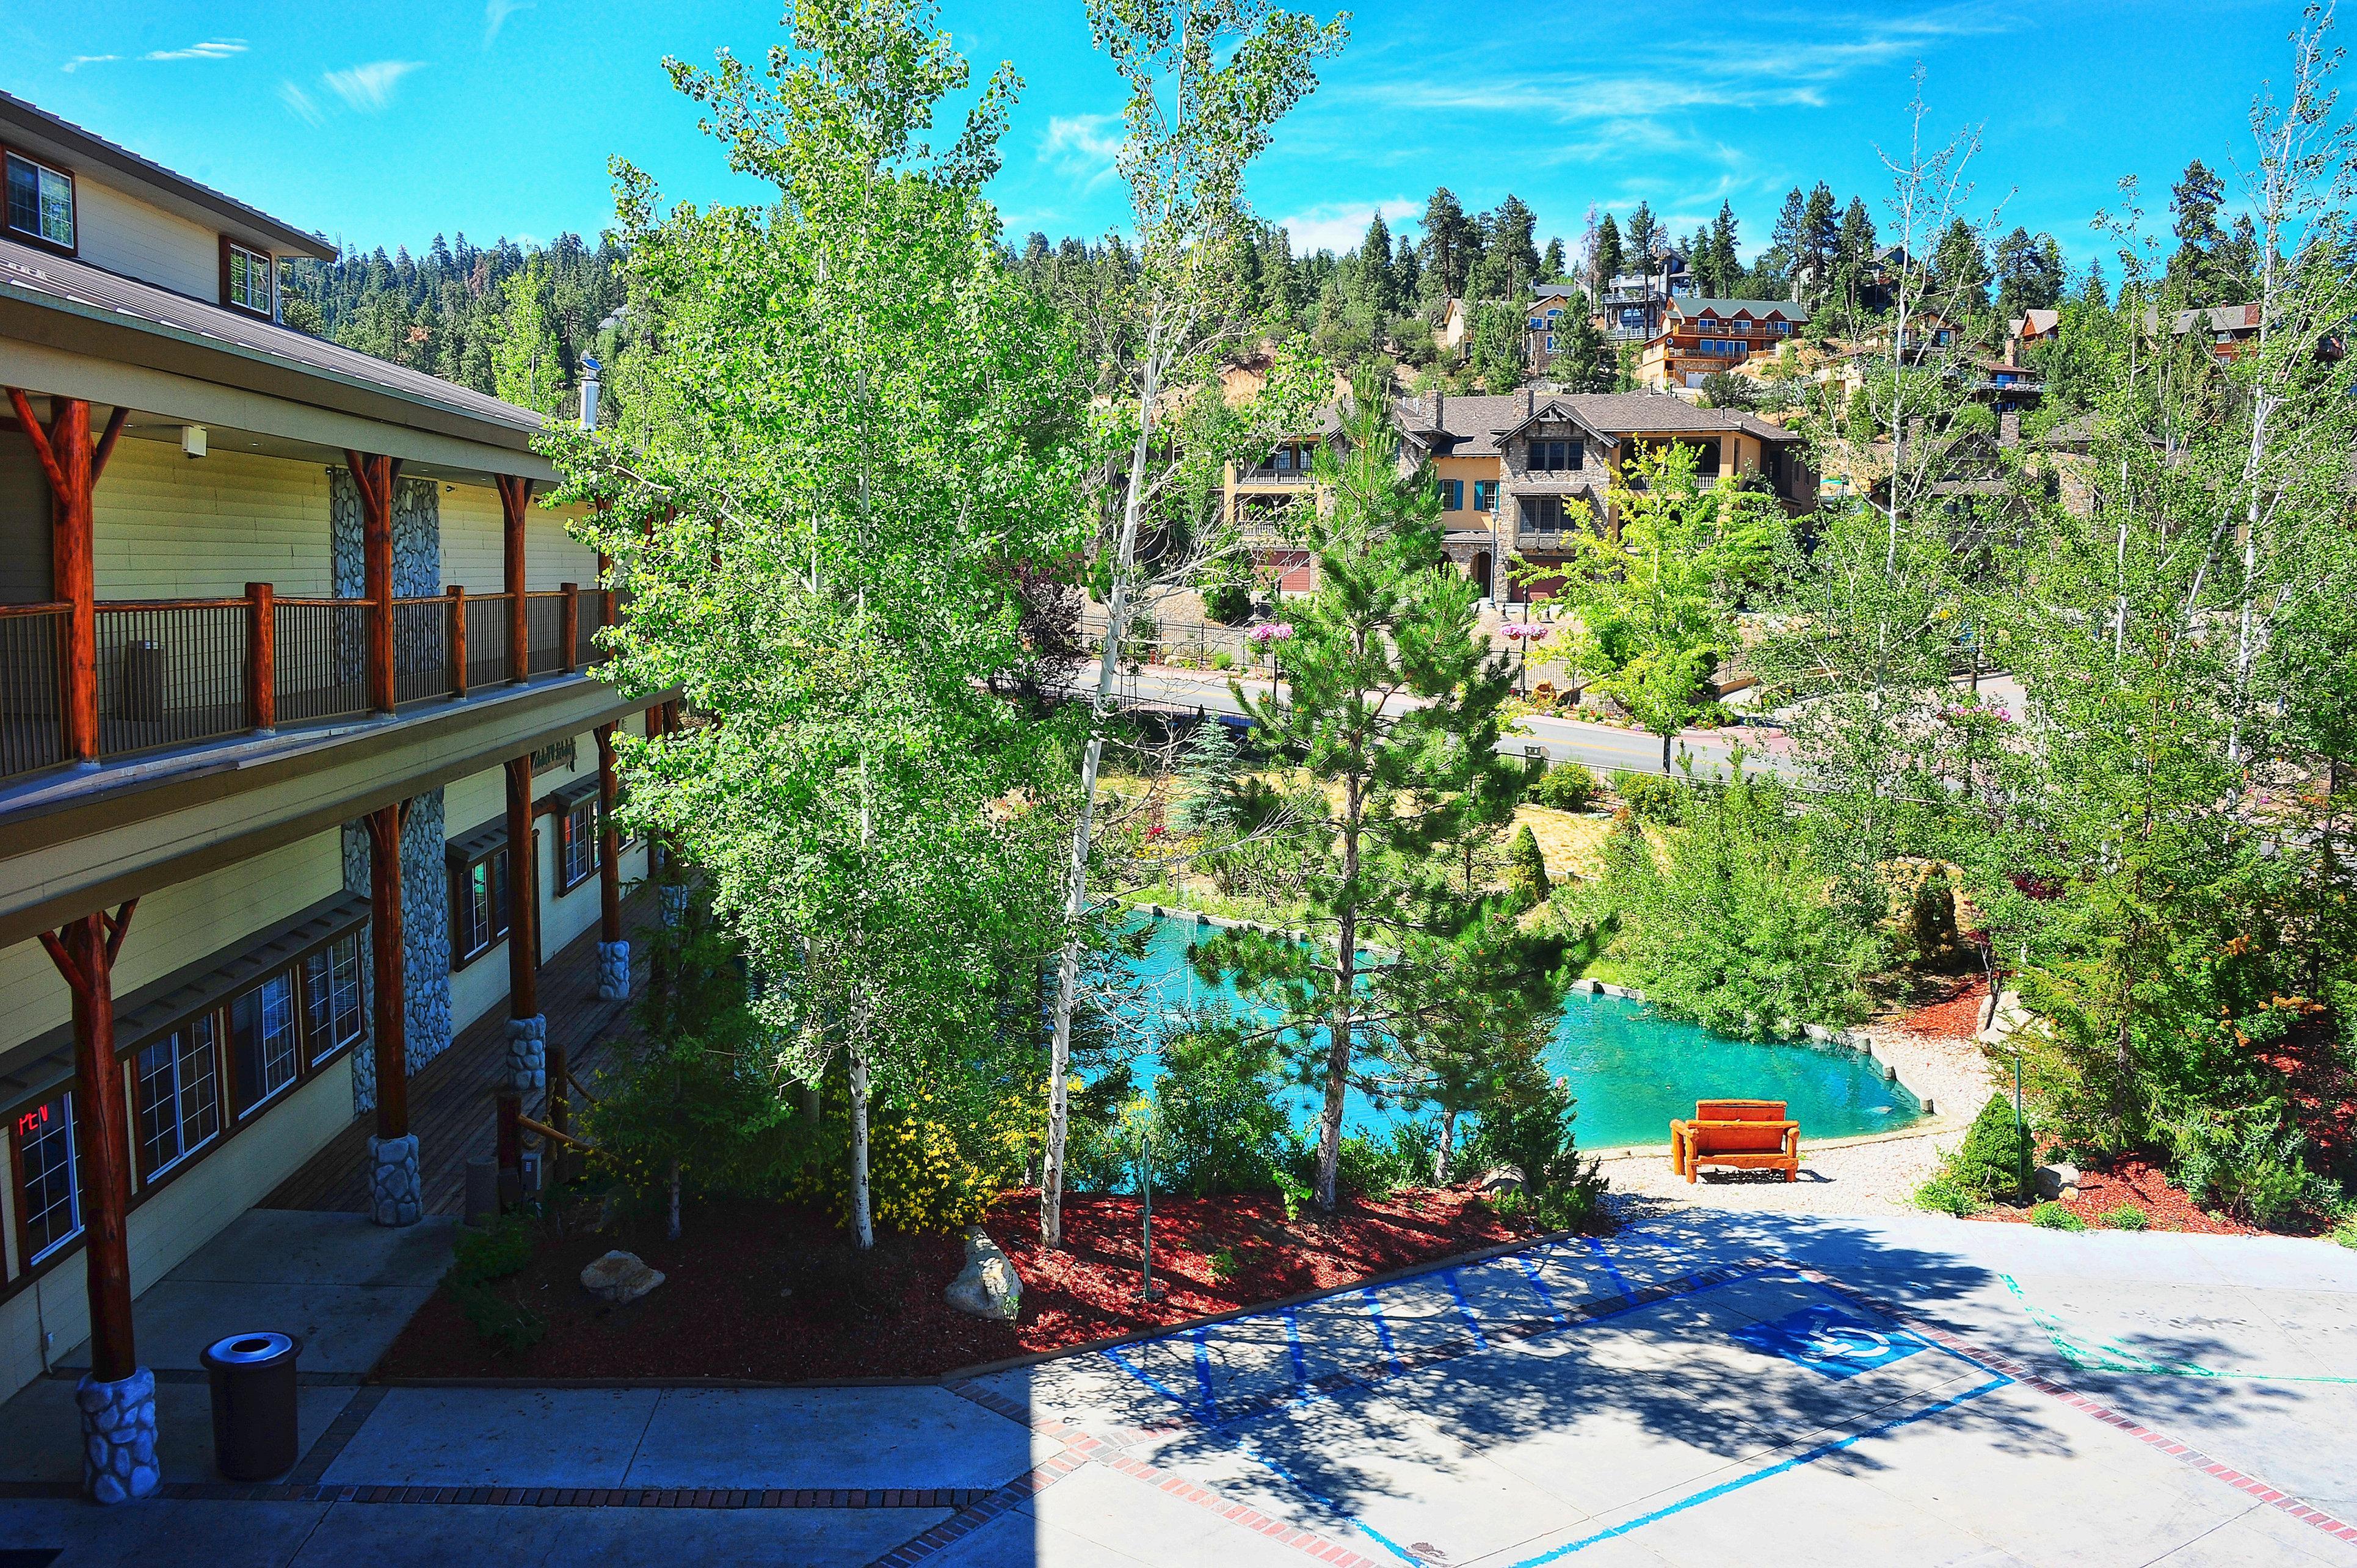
[4, 1205, 2353, 1566]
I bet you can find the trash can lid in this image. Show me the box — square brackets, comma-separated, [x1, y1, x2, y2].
[203, 1331, 296, 1366]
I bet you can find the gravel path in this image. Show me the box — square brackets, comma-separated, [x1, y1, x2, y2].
[1593, 1020, 2000, 1219]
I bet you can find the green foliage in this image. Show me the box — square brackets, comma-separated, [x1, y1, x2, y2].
[1148, 1022, 1291, 1196]
[1506, 822, 1552, 904]
[451, 1216, 536, 1283]
[1911, 1174, 1984, 1216]
[1949, 1094, 2033, 1201]
[2334, 1214, 2357, 1251]
[2102, 1203, 2149, 1230]
[2029, 1200, 2087, 1231]
[1594, 768, 1876, 1038]
[1463, 1047, 1606, 1231]
[1202, 577, 1254, 625]
[1610, 772, 1684, 824]
[2165, 1104, 2331, 1230]
[1531, 761, 1597, 813]
[443, 1215, 547, 1357]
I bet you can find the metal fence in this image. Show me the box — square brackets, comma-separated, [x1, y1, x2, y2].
[95, 601, 250, 759]
[0, 604, 66, 783]
[391, 597, 454, 706]
[525, 592, 567, 676]
[463, 593, 513, 689]
[274, 598, 369, 726]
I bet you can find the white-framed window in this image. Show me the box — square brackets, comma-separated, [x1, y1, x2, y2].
[1472, 480, 1498, 512]
[559, 795, 599, 892]
[452, 847, 512, 967]
[4, 151, 74, 250]
[15, 1092, 80, 1265]
[230, 973, 300, 1116]
[227, 241, 274, 314]
[303, 933, 365, 1065]
[136, 1017, 222, 1179]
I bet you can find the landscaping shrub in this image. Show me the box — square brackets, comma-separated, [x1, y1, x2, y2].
[1151, 1023, 1291, 1196]
[1612, 771, 1685, 824]
[793, 1086, 1003, 1233]
[443, 1214, 545, 1356]
[1462, 1054, 1606, 1232]
[1532, 761, 1597, 813]
[1202, 578, 1254, 625]
[1948, 1094, 2033, 1201]
[2102, 1203, 2149, 1230]
[2029, 1200, 2086, 1231]
[2334, 1213, 2357, 1251]
[1911, 1174, 1983, 1216]
[2165, 1102, 2334, 1229]
[1594, 771, 1875, 1039]
[1506, 823, 1552, 905]
[1211, 648, 1235, 670]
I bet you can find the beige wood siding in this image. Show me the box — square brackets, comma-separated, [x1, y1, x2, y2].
[440, 483, 598, 594]
[0, 829, 344, 1058]
[71, 179, 222, 302]
[92, 438, 334, 599]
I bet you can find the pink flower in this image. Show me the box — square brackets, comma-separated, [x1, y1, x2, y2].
[1246, 622, 1295, 646]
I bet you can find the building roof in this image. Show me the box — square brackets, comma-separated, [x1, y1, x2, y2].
[2014, 308, 2061, 337]
[1666, 297, 1810, 322]
[1401, 390, 1801, 457]
[0, 90, 335, 261]
[1, 234, 545, 451]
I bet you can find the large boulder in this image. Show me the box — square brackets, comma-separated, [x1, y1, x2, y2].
[945, 1227, 1022, 1321]
[581, 1249, 664, 1304]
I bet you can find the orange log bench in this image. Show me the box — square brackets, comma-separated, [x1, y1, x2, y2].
[1670, 1100, 1801, 1182]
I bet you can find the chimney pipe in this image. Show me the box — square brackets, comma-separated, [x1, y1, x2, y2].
[578, 354, 601, 432]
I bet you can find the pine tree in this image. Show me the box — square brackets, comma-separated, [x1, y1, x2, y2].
[1593, 212, 1624, 294]
[1801, 182, 1840, 291]
[1767, 186, 1807, 283]
[1420, 187, 1475, 298]
[1359, 212, 1396, 318]
[1542, 236, 1567, 280]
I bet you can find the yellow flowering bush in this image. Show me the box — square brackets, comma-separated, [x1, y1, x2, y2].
[791, 1084, 1012, 1235]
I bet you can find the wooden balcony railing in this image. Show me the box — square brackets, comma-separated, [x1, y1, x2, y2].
[0, 582, 614, 789]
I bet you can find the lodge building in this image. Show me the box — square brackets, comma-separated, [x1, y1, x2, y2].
[0, 91, 664, 1498]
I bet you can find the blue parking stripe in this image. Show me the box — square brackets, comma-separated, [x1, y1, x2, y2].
[1514, 1250, 1567, 1324]
[1503, 1375, 2014, 1565]
[1442, 1270, 1489, 1349]
[1191, 1326, 1217, 1414]
[1363, 1287, 1406, 1376]
[1585, 1236, 1636, 1304]
[1284, 1304, 1309, 1388]
[1103, 1343, 1207, 1421]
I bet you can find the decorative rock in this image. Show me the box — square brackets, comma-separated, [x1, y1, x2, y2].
[367, 1133, 423, 1228]
[505, 1014, 547, 1092]
[581, 1249, 665, 1304]
[1476, 1166, 1526, 1196]
[660, 885, 689, 931]
[595, 940, 631, 1002]
[945, 1228, 1022, 1321]
[1803, 1023, 1834, 1044]
[2036, 1163, 2081, 1200]
[76, 1367, 160, 1504]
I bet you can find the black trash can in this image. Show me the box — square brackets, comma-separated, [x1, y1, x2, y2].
[201, 1331, 301, 1481]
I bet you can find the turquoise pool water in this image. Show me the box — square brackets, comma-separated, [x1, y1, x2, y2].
[1117, 913, 1923, 1150]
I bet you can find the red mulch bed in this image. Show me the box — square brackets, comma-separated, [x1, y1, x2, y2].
[1898, 973, 1989, 1040]
[1963, 1156, 2269, 1236]
[372, 1187, 1528, 1384]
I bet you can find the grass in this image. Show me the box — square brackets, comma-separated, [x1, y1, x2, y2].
[2101, 1203, 2149, 1231]
[2030, 1200, 2088, 1232]
[1912, 1174, 1985, 1217]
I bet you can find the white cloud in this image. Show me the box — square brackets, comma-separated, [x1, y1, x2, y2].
[484, 0, 534, 48]
[1273, 198, 1419, 256]
[61, 54, 120, 73]
[322, 60, 424, 113]
[143, 38, 248, 62]
[1039, 113, 1124, 191]
[279, 81, 324, 127]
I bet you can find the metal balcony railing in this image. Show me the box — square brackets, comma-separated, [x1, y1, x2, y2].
[0, 582, 617, 789]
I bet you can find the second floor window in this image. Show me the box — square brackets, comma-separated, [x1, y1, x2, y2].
[1523, 496, 1573, 531]
[1529, 440, 1581, 471]
[1436, 478, 1464, 510]
[559, 796, 600, 892]
[4, 152, 74, 250]
[226, 242, 274, 314]
[1473, 480, 1498, 513]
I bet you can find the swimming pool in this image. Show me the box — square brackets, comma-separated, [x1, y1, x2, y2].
[1118, 912, 1922, 1150]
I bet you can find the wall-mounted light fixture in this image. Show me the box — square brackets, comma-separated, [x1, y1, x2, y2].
[181, 424, 207, 459]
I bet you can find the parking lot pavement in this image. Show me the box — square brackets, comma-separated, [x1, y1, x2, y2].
[7, 1210, 2355, 1567]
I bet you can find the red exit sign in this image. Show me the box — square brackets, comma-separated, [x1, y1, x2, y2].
[16, 1102, 53, 1138]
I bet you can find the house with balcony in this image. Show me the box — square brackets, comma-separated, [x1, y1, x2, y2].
[1632, 297, 1809, 390]
[0, 90, 663, 1497]
[1226, 388, 1812, 604]
[1595, 253, 1693, 347]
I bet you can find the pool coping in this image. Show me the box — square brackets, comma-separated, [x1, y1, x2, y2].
[1137, 901, 1948, 1132]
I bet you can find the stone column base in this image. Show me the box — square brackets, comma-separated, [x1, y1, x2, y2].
[368, 1133, 422, 1227]
[659, 885, 688, 930]
[596, 940, 631, 1002]
[77, 1367, 159, 1504]
[506, 1014, 547, 1092]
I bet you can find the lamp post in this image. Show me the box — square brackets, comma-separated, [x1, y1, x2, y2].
[1247, 620, 1294, 710]
[1502, 622, 1550, 697]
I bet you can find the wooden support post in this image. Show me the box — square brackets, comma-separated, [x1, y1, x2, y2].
[447, 584, 468, 700]
[595, 723, 622, 945]
[9, 390, 98, 764]
[364, 804, 409, 1139]
[559, 583, 579, 675]
[343, 451, 402, 715]
[245, 582, 275, 732]
[37, 901, 139, 1382]
[497, 475, 532, 683]
[504, 755, 538, 1018]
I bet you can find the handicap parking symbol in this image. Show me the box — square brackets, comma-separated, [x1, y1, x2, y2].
[1730, 1304, 1926, 1380]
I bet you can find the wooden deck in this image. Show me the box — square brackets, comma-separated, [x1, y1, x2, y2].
[261, 888, 655, 1216]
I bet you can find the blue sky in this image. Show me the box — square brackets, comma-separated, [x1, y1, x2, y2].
[2, 2, 2299, 271]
